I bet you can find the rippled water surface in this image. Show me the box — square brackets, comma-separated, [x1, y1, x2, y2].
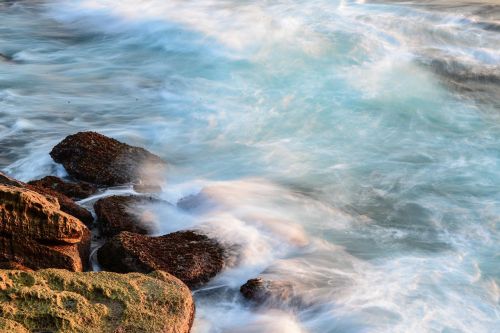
[1, 0, 499, 332]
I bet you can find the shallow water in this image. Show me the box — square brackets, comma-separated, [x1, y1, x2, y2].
[1, 0, 499, 332]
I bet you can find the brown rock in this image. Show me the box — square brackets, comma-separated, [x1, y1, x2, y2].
[0, 261, 32, 272]
[94, 195, 160, 237]
[0, 184, 88, 243]
[0, 184, 90, 271]
[50, 131, 167, 186]
[240, 278, 298, 307]
[0, 232, 90, 272]
[0, 172, 93, 227]
[0, 172, 24, 188]
[28, 176, 97, 200]
[27, 183, 94, 227]
[97, 230, 225, 288]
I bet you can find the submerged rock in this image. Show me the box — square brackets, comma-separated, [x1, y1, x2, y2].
[0, 184, 90, 271]
[98, 230, 225, 288]
[28, 176, 97, 200]
[94, 195, 161, 237]
[50, 131, 167, 186]
[0, 53, 13, 63]
[133, 183, 163, 193]
[0, 269, 194, 333]
[240, 278, 298, 307]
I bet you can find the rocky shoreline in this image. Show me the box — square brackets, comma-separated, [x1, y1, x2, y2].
[0, 131, 276, 333]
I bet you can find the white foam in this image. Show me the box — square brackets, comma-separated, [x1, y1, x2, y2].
[49, 0, 327, 57]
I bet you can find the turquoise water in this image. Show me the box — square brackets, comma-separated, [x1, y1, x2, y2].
[1, 0, 499, 332]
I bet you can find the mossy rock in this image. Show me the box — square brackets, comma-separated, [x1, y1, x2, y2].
[0, 269, 194, 333]
[0, 317, 29, 333]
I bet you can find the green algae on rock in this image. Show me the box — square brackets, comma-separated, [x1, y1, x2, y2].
[0, 269, 194, 333]
[0, 318, 29, 333]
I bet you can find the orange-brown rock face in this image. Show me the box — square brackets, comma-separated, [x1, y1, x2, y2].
[1, 172, 94, 227]
[26, 183, 94, 227]
[0, 184, 90, 271]
[0, 185, 86, 243]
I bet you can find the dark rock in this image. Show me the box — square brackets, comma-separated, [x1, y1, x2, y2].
[177, 191, 215, 212]
[0, 53, 13, 63]
[0, 171, 24, 188]
[26, 183, 94, 227]
[28, 176, 97, 200]
[97, 230, 225, 288]
[240, 278, 298, 306]
[94, 195, 161, 237]
[50, 131, 167, 186]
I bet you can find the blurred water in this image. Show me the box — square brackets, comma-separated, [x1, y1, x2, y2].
[0, 0, 499, 332]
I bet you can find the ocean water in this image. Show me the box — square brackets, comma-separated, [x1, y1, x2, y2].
[1, 0, 499, 332]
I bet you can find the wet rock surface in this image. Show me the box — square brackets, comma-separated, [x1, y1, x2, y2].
[0, 53, 13, 63]
[28, 176, 97, 200]
[50, 131, 167, 186]
[94, 195, 161, 237]
[97, 230, 225, 288]
[0, 269, 194, 333]
[133, 183, 163, 193]
[0, 184, 90, 271]
[240, 278, 299, 307]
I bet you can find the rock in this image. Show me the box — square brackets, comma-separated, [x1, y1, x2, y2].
[0, 261, 31, 272]
[94, 195, 160, 237]
[98, 231, 225, 288]
[27, 183, 94, 227]
[0, 172, 93, 227]
[0, 233, 90, 272]
[0, 172, 24, 188]
[0, 318, 29, 333]
[0, 53, 13, 63]
[0, 184, 90, 271]
[177, 191, 215, 212]
[240, 278, 298, 306]
[133, 183, 163, 193]
[50, 131, 167, 186]
[28, 176, 97, 200]
[0, 184, 88, 243]
[0, 269, 194, 333]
